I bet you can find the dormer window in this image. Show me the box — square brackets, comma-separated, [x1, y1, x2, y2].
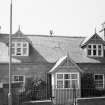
[87, 44, 103, 57]
[12, 42, 29, 56]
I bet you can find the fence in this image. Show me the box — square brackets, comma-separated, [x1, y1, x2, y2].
[1, 74, 105, 105]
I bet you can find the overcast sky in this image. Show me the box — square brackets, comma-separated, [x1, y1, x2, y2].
[0, 0, 105, 36]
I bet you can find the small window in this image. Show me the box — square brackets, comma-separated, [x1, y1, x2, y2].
[94, 74, 104, 89]
[12, 75, 25, 83]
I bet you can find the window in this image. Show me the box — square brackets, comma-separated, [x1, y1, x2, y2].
[12, 42, 29, 56]
[12, 75, 25, 83]
[87, 44, 103, 57]
[94, 74, 104, 89]
[56, 73, 79, 89]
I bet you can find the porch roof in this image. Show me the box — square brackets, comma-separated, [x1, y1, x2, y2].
[49, 56, 83, 73]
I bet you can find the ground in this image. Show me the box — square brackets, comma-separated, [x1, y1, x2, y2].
[77, 97, 105, 105]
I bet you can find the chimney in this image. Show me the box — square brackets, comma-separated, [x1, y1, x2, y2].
[49, 30, 53, 36]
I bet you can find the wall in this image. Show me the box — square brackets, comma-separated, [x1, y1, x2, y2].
[0, 63, 53, 105]
[0, 63, 53, 83]
[78, 63, 105, 97]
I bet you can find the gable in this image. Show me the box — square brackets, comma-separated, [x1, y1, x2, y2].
[81, 33, 105, 48]
[49, 56, 83, 73]
[12, 29, 31, 44]
[59, 57, 75, 67]
[89, 34, 105, 44]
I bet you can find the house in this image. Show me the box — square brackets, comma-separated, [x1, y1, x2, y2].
[0, 24, 105, 105]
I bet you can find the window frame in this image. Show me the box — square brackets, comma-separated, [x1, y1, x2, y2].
[12, 75, 25, 84]
[94, 74, 104, 89]
[56, 72, 80, 89]
[87, 44, 103, 57]
[12, 41, 29, 56]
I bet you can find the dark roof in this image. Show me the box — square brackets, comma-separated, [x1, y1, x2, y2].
[0, 32, 105, 63]
[27, 34, 105, 63]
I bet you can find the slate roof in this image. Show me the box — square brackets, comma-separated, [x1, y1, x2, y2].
[0, 31, 105, 64]
[27, 35, 105, 63]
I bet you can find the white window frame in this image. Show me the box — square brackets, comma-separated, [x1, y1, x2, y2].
[12, 42, 29, 56]
[12, 75, 25, 84]
[56, 72, 80, 89]
[87, 44, 103, 57]
[94, 74, 104, 89]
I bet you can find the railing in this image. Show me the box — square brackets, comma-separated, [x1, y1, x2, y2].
[1, 87, 105, 105]
[81, 88, 105, 97]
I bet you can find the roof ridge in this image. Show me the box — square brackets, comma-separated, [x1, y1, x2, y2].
[0, 33, 86, 38]
[25, 34, 86, 38]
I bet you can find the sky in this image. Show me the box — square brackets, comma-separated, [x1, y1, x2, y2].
[0, 0, 105, 37]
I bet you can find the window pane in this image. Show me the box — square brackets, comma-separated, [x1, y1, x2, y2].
[93, 50, 96, 55]
[93, 45, 96, 49]
[57, 80, 63, 88]
[12, 43, 15, 47]
[71, 74, 78, 79]
[14, 76, 19, 81]
[17, 48, 21, 52]
[19, 76, 24, 81]
[16, 48, 21, 55]
[23, 48, 27, 55]
[98, 50, 102, 56]
[57, 74, 63, 79]
[95, 81, 103, 84]
[64, 80, 70, 88]
[88, 50, 91, 55]
[12, 48, 15, 55]
[88, 45, 91, 49]
[23, 43, 27, 47]
[95, 84, 103, 89]
[64, 74, 70, 79]
[72, 80, 78, 88]
[95, 75, 103, 80]
[17, 43, 21, 47]
[98, 45, 102, 49]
